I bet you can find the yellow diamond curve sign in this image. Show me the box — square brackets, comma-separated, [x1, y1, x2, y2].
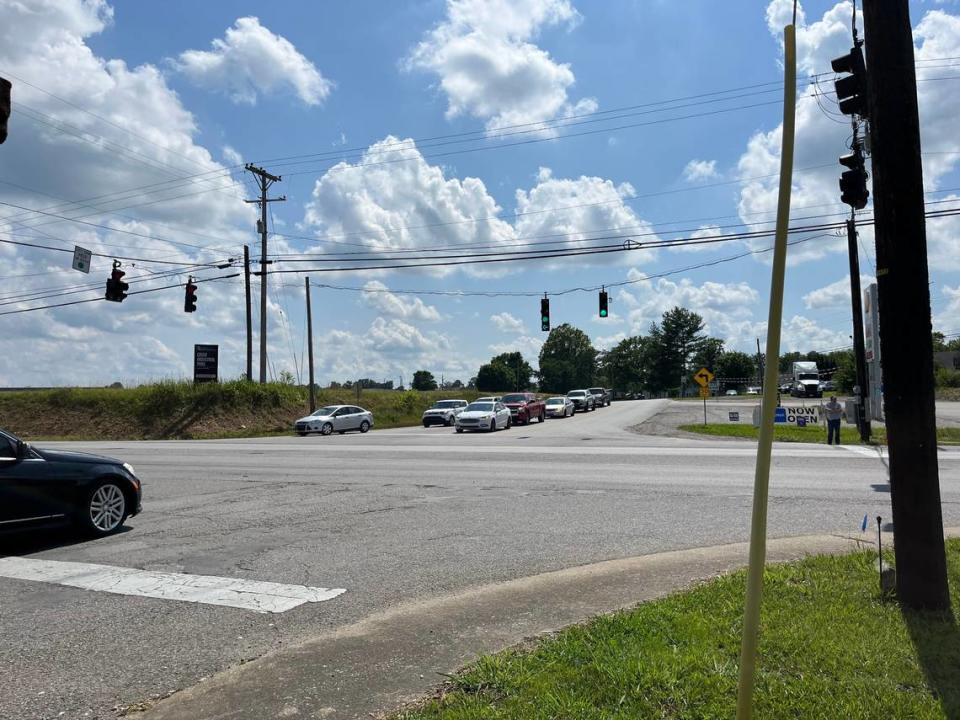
[693, 367, 714, 387]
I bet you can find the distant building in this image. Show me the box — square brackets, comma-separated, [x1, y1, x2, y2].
[934, 351, 960, 370]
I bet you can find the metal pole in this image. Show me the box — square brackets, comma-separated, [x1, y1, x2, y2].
[736, 21, 796, 720]
[305, 277, 316, 413]
[243, 245, 252, 382]
[845, 217, 871, 441]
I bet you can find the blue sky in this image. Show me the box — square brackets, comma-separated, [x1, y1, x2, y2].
[1, 0, 959, 386]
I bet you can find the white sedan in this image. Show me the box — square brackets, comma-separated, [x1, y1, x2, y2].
[294, 405, 374, 436]
[455, 401, 512, 433]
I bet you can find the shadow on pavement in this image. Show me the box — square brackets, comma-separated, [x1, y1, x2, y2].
[0, 524, 131, 555]
[903, 606, 960, 718]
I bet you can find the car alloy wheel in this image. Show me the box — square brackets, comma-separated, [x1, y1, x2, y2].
[87, 482, 126, 535]
[360, 420, 370, 433]
[321, 422, 333, 435]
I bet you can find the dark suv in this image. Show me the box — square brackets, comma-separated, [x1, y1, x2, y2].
[588, 387, 611, 407]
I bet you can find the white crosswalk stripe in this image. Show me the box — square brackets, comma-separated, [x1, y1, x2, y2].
[0, 557, 346, 613]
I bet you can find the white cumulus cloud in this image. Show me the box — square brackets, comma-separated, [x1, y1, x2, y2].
[802, 274, 876, 309]
[173, 16, 333, 105]
[490, 311, 526, 333]
[406, 0, 595, 131]
[682, 159, 718, 183]
[361, 281, 442, 321]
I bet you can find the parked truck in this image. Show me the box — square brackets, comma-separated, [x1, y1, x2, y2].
[790, 361, 822, 398]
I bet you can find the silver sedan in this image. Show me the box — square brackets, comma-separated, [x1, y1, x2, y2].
[455, 401, 512, 433]
[294, 405, 374, 436]
[544, 396, 574, 418]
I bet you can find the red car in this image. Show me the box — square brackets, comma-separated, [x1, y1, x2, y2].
[500, 392, 546, 425]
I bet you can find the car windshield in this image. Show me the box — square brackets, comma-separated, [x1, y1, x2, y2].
[432, 401, 461, 408]
[798, 373, 818, 381]
[311, 406, 339, 416]
[465, 402, 494, 412]
[589, 388, 603, 393]
[546, 398, 565, 405]
[568, 391, 585, 397]
[501, 394, 526, 403]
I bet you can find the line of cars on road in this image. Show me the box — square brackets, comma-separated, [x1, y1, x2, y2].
[435, 387, 612, 433]
[292, 388, 615, 436]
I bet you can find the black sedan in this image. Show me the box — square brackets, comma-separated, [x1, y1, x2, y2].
[0, 428, 142, 537]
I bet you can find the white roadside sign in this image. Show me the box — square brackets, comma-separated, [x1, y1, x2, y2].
[72, 245, 92, 273]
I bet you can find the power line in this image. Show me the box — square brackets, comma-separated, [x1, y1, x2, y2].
[0, 272, 241, 317]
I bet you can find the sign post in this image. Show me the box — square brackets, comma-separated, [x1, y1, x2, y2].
[193, 344, 219, 383]
[694, 368, 714, 426]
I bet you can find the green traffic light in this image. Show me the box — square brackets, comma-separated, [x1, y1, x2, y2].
[599, 309, 608, 317]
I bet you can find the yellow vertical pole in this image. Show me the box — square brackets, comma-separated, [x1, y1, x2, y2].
[735, 23, 797, 720]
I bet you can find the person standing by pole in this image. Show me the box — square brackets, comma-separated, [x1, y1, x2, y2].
[824, 395, 843, 445]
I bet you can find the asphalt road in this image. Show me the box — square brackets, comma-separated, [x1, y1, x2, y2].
[2, 399, 959, 719]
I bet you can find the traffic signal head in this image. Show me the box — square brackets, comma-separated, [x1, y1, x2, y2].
[105, 264, 128, 302]
[599, 290, 608, 318]
[540, 297, 550, 332]
[838, 148, 869, 210]
[0, 77, 10, 145]
[831, 46, 867, 117]
[184, 279, 198, 313]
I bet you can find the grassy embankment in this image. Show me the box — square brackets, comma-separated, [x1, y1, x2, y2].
[397, 540, 960, 719]
[0, 381, 487, 440]
[679, 423, 960, 445]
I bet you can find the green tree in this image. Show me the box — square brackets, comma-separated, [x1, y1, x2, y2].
[691, 337, 725, 373]
[538, 323, 597, 392]
[829, 350, 857, 392]
[647, 307, 708, 394]
[476, 362, 514, 392]
[933, 331, 948, 352]
[490, 351, 535, 391]
[715, 351, 756, 391]
[600, 336, 651, 393]
[411, 370, 438, 391]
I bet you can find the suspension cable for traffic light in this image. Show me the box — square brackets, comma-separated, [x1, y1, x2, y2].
[0, 272, 241, 317]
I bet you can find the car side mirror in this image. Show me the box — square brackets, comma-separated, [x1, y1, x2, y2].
[15, 439, 26, 458]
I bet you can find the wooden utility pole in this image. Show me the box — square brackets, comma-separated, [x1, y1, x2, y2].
[244, 164, 285, 384]
[243, 245, 252, 382]
[305, 277, 316, 413]
[845, 217, 871, 441]
[863, 0, 949, 610]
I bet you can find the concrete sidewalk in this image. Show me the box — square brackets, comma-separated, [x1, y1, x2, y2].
[136, 530, 958, 720]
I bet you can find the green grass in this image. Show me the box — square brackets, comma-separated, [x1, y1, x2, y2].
[397, 540, 960, 720]
[678, 423, 875, 444]
[679, 423, 960, 445]
[0, 382, 492, 440]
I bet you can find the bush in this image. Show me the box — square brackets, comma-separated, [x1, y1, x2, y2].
[936, 367, 960, 388]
